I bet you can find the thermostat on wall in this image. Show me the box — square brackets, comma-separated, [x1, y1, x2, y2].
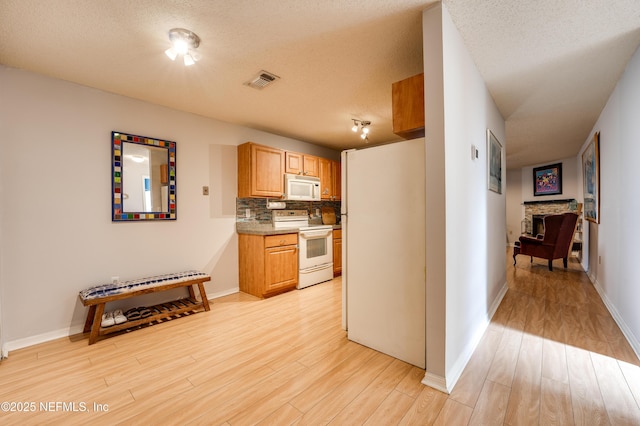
[471, 144, 479, 161]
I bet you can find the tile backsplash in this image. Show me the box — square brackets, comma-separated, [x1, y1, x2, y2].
[236, 198, 341, 224]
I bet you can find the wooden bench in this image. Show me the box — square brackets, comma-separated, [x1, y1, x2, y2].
[79, 271, 211, 345]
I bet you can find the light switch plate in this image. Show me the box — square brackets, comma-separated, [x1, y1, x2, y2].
[202, 186, 209, 195]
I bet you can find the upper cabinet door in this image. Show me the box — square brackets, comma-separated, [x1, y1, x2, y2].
[285, 151, 319, 177]
[238, 142, 284, 198]
[319, 158, 341, 200]
[392, 73, 425, 140]
[332, 160, 341, 200]
[285, 151, 303, 175]
[302, 155, 319, 177]
[319, 157, 333, 200]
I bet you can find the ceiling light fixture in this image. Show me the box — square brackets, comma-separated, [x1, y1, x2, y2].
[164, 28, 201, 66]
[351, 119, 372, 141]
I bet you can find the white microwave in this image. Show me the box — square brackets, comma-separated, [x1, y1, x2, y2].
[284, 173, 321, 201]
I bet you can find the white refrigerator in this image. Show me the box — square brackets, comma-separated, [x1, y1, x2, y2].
[341, 138, 426, 368]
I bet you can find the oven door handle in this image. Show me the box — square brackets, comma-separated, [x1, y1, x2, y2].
[299, 229, 332, 238]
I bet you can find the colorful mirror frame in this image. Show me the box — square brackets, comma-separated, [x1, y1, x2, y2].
[112, 131, 177, 221]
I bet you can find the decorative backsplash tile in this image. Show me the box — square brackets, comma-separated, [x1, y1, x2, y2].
[236, 198, 341, 224]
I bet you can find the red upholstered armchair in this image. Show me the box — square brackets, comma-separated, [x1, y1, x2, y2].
[513, 212, 579, 271]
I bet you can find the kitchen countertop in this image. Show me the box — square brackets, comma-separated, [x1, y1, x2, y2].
[236, 222, 341, 236]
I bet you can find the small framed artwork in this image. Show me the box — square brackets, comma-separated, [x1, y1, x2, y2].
[582, 132, 600, 223]
[533, 163, 562, 196]
[487, 130, 502, 194]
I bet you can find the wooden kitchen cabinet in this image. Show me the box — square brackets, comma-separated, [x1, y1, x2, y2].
[319, 158, 341, 200]
[333, 229, 342, 276]
[239, 233, 298, 298]
[392, 73, 425, 139]
[285, 152, 319, 177]
[238, 142, 284, 198]
[332, 160, 341, 200]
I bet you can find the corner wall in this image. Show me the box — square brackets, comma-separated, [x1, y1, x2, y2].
[423, 3, 507, 392]
[579, 44, 640, 357]
[506, 169, 522, 244]
[0, 65, 338, 352]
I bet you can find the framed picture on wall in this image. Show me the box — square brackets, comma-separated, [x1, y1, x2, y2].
[533, 163, 562, 196]
[582, 132, 600, 223]
[487, 130, 502, 194]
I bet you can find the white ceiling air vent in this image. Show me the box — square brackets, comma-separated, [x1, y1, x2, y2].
[246, 70, 280, 89]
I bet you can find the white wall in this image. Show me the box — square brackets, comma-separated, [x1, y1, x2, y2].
[579, 45, 640, 357]
[423, 3, 506, 393]
[0, 149, 3, 356]
[505, 169, 522, 244]
[0, 65, 339, 352]
[423, 3, 447, 388]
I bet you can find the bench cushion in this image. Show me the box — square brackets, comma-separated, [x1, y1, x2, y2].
[79, 270, 209, 301]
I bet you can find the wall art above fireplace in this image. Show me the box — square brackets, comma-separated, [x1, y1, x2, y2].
[533, 162, 562, 196]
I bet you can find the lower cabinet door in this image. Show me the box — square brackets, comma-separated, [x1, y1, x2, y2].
[264, 245, 298, 293]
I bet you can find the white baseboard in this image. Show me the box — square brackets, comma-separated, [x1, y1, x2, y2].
[422, 281, 509, 395]
[208, 287, 240, 300]
[422, 372, 450, 394]
[1, 288, 241, 358]
[3, 324, 85, 357]
[591, 278, 640, 361]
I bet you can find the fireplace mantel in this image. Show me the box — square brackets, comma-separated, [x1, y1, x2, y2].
[523, 198, 575, 206]
[521, 199, 577, 235]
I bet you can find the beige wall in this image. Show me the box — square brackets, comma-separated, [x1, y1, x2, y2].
[423, 3, 507, 393]
[0, 65, 339, 352]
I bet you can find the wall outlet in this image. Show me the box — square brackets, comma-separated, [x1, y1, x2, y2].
[245, 208, 251, 218]
[111, 276, 119, 284]
[599, 256, 602, 265]
[202, 186, 209, 195]
[315, 208, 320, 217]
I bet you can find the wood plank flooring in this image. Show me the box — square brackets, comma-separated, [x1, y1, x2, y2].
[1, 251, 639, 425]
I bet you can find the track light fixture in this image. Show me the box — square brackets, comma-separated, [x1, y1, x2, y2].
[351, 119, 372, 141]
[164, 28, 202, 66]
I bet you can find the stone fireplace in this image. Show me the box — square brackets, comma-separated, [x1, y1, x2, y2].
[523, 199, 577, 236]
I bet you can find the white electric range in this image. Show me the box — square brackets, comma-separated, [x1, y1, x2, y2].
[273, 210, 334, 289]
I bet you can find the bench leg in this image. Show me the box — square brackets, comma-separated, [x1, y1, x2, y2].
[83, 305, 96, 333]
[89, 303, 105, 345]
[198, 283, 210, 311]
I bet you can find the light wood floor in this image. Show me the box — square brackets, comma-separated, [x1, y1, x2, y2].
[1, 253, 639, 425]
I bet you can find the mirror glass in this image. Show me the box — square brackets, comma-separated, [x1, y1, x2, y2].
[112, 131, 177, 221]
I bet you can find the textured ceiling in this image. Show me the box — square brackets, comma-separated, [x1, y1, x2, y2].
[1, 0, 639, 169]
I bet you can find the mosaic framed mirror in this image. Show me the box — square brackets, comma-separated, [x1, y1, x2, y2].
[112, 131, 177, 221]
